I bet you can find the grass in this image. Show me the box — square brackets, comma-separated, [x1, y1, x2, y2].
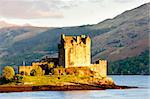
[20, 75, 106, 86]
[22, 75, 82, 85]
[0, 75, 114, 87]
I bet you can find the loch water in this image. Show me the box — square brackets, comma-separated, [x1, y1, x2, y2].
[0, 75, 149, 99]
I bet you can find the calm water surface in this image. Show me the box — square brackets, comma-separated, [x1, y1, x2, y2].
[0, 75, 149, 99]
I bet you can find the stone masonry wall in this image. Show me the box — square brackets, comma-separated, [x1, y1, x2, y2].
[19, 66, 33, 75]
[59, 34, 91, 68]
[89, 60, 107, 77]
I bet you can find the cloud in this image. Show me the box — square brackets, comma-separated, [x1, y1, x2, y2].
[87, 0, 104, 3]
[113, 0, 135, 3]
[1, 0, 137, 19]
[0, 0, 76, 19]
[88, 0, 141, 4]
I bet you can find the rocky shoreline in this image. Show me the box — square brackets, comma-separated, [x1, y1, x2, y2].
[0, 83, 138, 93]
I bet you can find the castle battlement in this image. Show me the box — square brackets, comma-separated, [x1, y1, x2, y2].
[60, 34, 90, 48]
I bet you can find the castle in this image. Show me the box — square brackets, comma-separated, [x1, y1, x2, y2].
[58, 34, 91, 67]
[19, 34, 107, 77]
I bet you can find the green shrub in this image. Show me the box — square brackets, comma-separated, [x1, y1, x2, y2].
[51, 66, 98, 77]
[64, 67, 95, 77]
[59, 66, 65, 75]
[14, 74, 23, 83]
[0, 76, 9, 84]
[30, 66, 43, 76]
[30, 69, 36, 76]
[48, 62, 55, 69]
[3, 66, 15, 81]
[52, 68, 59, 75]
[65, 68, 75, 75]
[51, 66, 66, 75]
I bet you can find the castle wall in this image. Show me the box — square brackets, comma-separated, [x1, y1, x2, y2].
[19, 62, 48, 75]
[19, 66, 33, 75]
[58, 34, 107, 77]
[89, 60, 107, 77]
[65, 42, 90, 67]
[59, 34, 91, 68]
[65, 48, 69, 68]
[59, 47, 65, 67]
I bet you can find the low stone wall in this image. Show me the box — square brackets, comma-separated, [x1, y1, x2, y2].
[19, 62, 48, 75]
[88, 64, 107, 78]
[19, 66, 33, 75]
[64, 61, 107, 78]
[19, 60, 107, 77]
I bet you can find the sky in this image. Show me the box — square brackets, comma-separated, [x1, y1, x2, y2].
[0, 0, 149, 27]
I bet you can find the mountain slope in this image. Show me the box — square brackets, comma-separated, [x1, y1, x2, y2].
[0, 3, 149, 69]
[108, 50, 149, 75]
[92, 3, 149, 61]
[0, 21, 18, 28]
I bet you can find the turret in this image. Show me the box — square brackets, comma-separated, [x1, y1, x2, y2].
[76, 36, 81, 43]
[86, 36, 91, 45]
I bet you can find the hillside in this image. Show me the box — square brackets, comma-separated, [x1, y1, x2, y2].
[108, 50, 149, 75]
[0, 3, 149, 74]
[92, 3, 149, 61]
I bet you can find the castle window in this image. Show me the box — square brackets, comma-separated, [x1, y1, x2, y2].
[71, 40, 73, 43]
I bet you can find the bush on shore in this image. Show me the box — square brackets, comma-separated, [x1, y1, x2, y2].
[52, 66, 65, 75]
[2, 66, 15, 81]
[51, 66, 96, 77]
[14, 74, 23, 83]
[30, 66, 43, 76]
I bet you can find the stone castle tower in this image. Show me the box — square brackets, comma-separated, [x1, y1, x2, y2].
[58, 34, 91, 68]
[19, 34, 107, 77]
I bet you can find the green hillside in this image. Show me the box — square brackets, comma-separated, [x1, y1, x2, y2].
[0, 3, 149, 75]
[108, 50, 149, 75]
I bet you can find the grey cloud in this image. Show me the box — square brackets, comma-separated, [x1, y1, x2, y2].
[113, 0, 135, 3]
[88, 0, 134, 4]
[88, 0, 104, 3]
[0, 0, 76, 19]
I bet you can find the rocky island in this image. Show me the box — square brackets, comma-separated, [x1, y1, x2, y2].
[0, 34, 137, 92]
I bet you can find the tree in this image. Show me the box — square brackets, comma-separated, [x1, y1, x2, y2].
[48, 62, 55, 69]
[30, 66, 43, 76]
[30, 69, 36, 76]
[3, 66, 15, 80]
[59, 66, 65, 75]
[52, 68, 59, 75]
[46, 62, 55, 75]
[108, 50, 149, 75]
[14, 74, 23, 83]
